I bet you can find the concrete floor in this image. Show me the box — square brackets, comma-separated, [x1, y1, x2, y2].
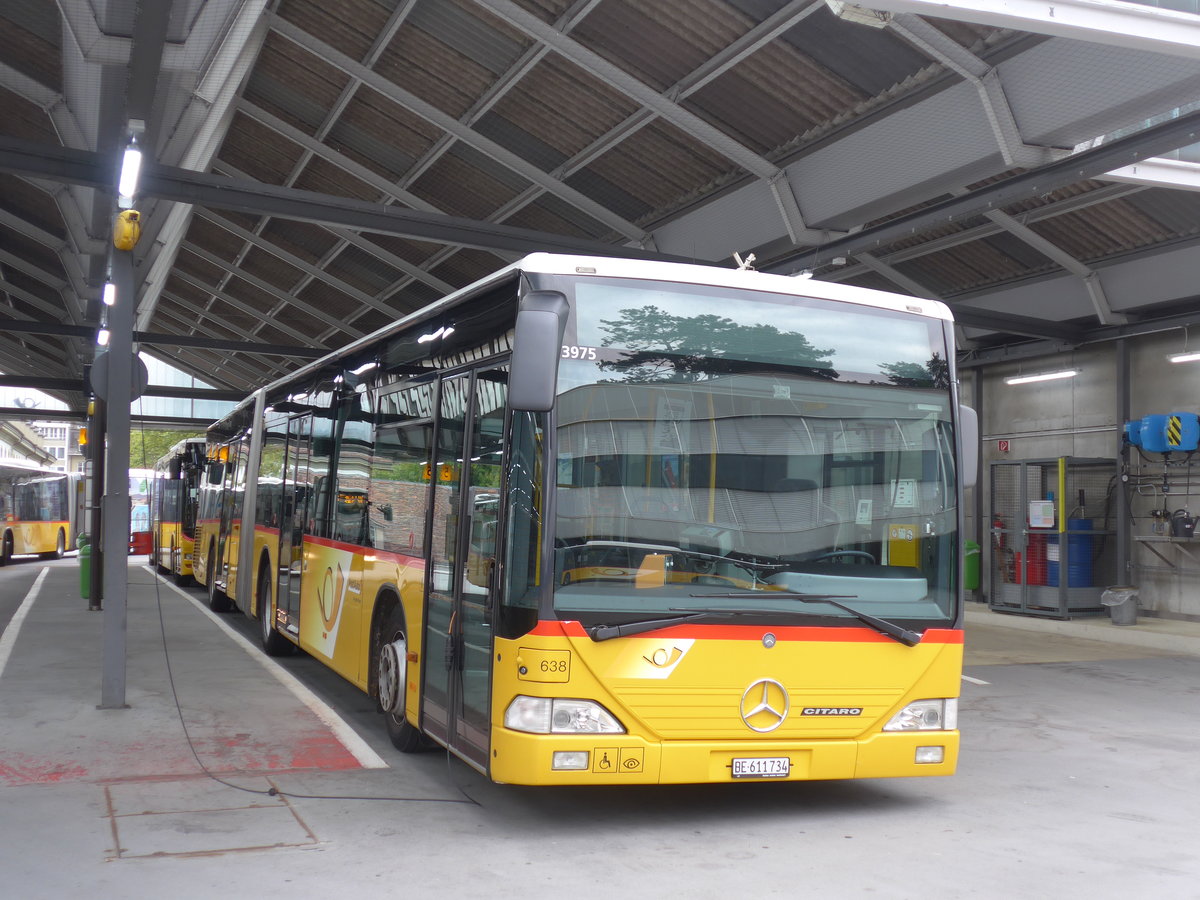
[1, 556, 1197, 899]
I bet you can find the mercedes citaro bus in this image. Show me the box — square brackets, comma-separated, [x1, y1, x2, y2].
[184, 253, 977, 785]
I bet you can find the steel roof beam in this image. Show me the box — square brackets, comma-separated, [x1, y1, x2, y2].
[765, 107, 1200, 272]
[851, 0, 1200, 60]
[165, 270, 332, 349]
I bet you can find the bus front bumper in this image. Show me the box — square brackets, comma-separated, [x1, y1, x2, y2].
[488, 729, 959, 785]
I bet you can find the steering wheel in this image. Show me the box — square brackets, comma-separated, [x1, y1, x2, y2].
[811, 549, 876, 564]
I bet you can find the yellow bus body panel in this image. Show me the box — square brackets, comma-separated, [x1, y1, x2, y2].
[489, 626, 962, 786]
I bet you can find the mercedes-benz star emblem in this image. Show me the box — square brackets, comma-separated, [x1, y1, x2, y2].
[740, 678, 789, 733]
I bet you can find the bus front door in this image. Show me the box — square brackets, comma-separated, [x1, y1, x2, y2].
[422, 367, 507, 770]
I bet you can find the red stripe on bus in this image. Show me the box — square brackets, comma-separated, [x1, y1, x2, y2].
[533, 621, 963, 643]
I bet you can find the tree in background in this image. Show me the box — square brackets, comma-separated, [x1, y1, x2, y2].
[128, 429, 201, 470]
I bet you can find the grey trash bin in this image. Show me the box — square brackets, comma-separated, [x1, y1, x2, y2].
[1101, 586, 1138, 626]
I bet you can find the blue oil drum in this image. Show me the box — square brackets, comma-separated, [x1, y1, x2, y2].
[1046, 519, 1093, 587]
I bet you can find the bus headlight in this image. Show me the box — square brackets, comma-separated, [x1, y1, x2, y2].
[504, 696, 625, 734]
[883, 698, 957, 732]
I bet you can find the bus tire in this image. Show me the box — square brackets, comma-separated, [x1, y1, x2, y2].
[206, 545, 232, 612]
[41, 530, 65, 561]
[378, 605, 424, 753]
[0, 532, 11, 566]
[258, 564, 292, 656]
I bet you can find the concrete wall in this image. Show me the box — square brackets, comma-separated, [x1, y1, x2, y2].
[966, 331, 1200, 621]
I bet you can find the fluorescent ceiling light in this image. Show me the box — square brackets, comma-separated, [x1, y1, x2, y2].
[96, 328, 110, 347]
[1169, 351, 1200, 364]
[1004, 369, 1078, 385]
[102, 283, 116, 306]
[118, 140, 142, 203]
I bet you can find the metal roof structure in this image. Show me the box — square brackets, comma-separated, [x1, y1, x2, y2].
[3, 0, 1200, 405]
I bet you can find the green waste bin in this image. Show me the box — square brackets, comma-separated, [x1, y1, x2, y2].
[963, 540, 981, 591]
[78, 533, 91, 600]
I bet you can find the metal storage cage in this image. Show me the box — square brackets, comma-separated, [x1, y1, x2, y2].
[989, 457, 1117, 619]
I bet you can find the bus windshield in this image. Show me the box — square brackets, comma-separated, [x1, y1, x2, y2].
[550, 278, 957, 627]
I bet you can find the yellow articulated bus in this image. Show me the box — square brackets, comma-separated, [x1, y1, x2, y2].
[186, 253, 978, 785]
[0, 461, 83, 565]
[150, 437, 206, 584]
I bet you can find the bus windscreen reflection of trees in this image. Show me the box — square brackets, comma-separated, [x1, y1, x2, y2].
[554, 307, 955, 593]
[594, 306, 836, 382]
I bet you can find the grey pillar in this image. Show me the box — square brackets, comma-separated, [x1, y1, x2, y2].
[88, 396, 106, 611]
[99, 249, 135, 710]
[1115, 339, 1131, 583]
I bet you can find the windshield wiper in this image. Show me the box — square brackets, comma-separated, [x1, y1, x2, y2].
[689, 591, 922, 647]
[587, 611, 713, 641]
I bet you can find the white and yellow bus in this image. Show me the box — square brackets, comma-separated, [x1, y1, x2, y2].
[0, 460, 83, 565]
[149, 437, 206, 583]
[188, 253, 977, 785]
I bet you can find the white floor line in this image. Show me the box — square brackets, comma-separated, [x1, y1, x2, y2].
[149, 566, 388, 770]
[0, 568, 50, 681]
[961, 674, 990, 685]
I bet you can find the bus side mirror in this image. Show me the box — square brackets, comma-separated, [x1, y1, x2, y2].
[509, 290, 568, 412]
[959, 404, 979, 490]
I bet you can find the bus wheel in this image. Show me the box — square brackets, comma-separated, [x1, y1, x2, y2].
[378, 606, 423, 752]
[258, 566, 292, 656]
[0, 534, 11, 566]
[40, 530, 65, 561]
[207, 549, 231, 612]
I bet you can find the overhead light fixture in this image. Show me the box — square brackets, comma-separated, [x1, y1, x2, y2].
[102, 282, 116, 306]
[1004, 369, 1078, 386]
[96, 328, 111, 347]
[118, 137, 142, 207]
[824, 0, 890, 27]
[1169, 351, 1200, 364]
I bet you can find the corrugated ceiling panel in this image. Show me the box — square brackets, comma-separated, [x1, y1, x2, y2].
[276, 0, 395, 63]
[406, 0, 528, 76]
[0, 173, 65, 240]
[504, 194, 608, 240]
[238, 246, 306, 293]
[486, 53, 641, 164]
[259, 220, 342, 267]
[409, 145, 526, 219]
[778, 5, 931, 97]
[327, 87, 438, 178]
[1029, 202, 1170, 261]
[374, 5, 514, 120]
[685, 35, 867, 156]
[1120, 188, 1200, 239]
[583, 119, 736, 219]
[218, 112, 308, 185]
[428, 247, 512, 288]
[0, 88, 58, 144]
[509, 0, 572, 25]
[292, 154, 382, 201]
[571, 0, 745, 93]
[322, 243, 404, 295]
[360, 233, 444, 266]
[243, 32, 352, 136]
[0, 227, 66, 279]
[0, 5, 62, 93]
[186, 216, 251, 264]
[295, 280, 363, 322]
